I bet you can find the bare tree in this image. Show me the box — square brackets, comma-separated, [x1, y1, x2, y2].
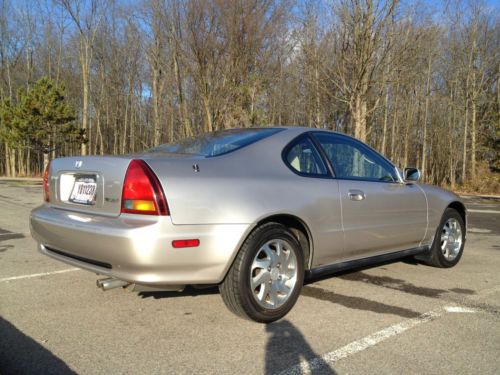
[57, 0, 103, 155]
[324, 0, 398, 142]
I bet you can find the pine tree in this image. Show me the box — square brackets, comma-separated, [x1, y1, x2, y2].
[0, 98, 23, 176]
[10, 77, 83, 169]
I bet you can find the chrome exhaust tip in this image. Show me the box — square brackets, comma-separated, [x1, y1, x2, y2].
[96, 278, 130, 291]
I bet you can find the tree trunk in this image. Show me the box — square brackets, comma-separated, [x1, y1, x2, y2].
[26, 147, 31, 176]
[462, 97, 469, 183]
[96, 114, 104, 155]
[5, 143, 11, 177]
[203, 96, 213, 133]
[314, 56, 321, 128]
[448, 81, 456, 188]
[122, 96, 129, 154]
[80, 41, 90, 156]
[470, 99, 477, 179]
[381, 85, 389, 155]
[390, 83, 400, 160]
[352, 93, 367, 142]
[11, 148, 16, 176]
[172, 47, 191, 138]
[152, 65, 162, 146]
[421, 54, 432, 180]
[43, 152, 49, 173]
[130, 97, 136, 153]
[8, 146, 16, 177]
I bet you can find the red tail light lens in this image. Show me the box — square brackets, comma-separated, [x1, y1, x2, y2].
[121, 160, 169, 216]
[43, 161, 51, 202]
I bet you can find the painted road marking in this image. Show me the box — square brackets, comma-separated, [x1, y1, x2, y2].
[468, 209, 500, 214]
[444, 306, 477, 313]
[0, 268, 80, 282]
[279, 306, 478, 375]
[468, 228, 492, 233]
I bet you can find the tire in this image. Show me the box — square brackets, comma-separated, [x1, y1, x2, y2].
[219, 222, 304, 323]
[420, 208, 465, 268]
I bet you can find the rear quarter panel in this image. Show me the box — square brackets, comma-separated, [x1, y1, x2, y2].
[143, 129, 311, 226]
[143, 128, 344, 267]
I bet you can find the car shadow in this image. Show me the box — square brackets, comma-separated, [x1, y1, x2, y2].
[301, 285, 421, 318]
[338, 271, 475, 298]
[139, 257, 423, 301]
[300, 256, 476, 318]
[265, 320, 337, 374]
[0, 317, 76, 374]
[138, 285, 219, 300]
[138, 256, 475, 318]
[0, 227, 24, 243]
[305, 256, 423, 285]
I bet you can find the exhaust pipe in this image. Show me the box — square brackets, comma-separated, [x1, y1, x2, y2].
[96, 278, 130, 291]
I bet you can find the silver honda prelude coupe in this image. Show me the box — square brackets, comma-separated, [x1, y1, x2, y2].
[30, 127, 466, 322]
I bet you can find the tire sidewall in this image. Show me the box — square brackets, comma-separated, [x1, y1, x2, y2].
[238, 224, 304, 323]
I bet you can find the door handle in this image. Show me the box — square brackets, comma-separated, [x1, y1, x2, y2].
[348, 189, 365, 201]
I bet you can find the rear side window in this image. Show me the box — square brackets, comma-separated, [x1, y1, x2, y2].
[284, 136, 328, 176]
[147, 128, 283, 157]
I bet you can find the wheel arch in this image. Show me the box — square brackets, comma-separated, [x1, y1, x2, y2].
[255, 214, 314, 271]
[447, 201, 467, 236]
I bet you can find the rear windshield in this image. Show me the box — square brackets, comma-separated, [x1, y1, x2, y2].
[147, 128, 283, 157]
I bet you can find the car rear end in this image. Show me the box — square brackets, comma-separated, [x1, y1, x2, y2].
[30, 156, 250, 286]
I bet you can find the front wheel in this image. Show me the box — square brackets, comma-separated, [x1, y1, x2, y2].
[219, 223, 304, 323]
[421, 208, 465, 268]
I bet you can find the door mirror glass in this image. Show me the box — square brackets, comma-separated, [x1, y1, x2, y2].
[404, 167, 421, 181]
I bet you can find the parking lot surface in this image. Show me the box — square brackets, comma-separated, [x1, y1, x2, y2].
[1, 180, 499, 374]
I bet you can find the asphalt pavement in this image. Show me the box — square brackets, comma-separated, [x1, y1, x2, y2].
[0, 180, 499, 374]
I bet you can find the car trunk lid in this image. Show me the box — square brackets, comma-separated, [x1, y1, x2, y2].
[47, 156, 132, 217]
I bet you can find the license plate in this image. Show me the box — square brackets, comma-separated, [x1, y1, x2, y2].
[69, 178, 97, 205]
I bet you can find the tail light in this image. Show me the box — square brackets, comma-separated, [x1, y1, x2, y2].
[121, 159, 169, 216]
[43, 161, 51, 202]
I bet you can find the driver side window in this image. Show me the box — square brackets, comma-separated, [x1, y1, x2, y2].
[313, 133, 397, 182]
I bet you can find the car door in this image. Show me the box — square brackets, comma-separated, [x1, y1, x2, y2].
[282, 134, 344, 267]
[312, 132, 428, 261]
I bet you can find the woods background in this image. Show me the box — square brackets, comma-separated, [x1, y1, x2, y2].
[0, 0, 499, 192]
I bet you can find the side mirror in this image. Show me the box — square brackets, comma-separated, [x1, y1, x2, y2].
[404, 167, 421, 182]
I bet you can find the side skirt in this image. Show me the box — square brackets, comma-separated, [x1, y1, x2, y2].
[306, 246, 430, 280]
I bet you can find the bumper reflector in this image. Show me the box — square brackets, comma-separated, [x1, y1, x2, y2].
[172, 239, 200, 248]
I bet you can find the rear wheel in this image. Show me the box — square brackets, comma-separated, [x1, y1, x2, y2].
[219, 223, 304, 323]
[421, 208, 465, 268]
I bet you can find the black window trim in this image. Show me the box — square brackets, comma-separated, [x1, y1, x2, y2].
[281, 133, 333, 179]
[310, 131, 402, 184]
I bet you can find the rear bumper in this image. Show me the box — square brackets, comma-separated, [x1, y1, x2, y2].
[30, 205, 251, 285]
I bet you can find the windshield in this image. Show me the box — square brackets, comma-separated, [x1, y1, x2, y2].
[147, 128, 283, 157]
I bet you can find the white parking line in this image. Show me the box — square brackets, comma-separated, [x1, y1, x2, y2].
[279, 305, 477, 375]
[444, 306, 477, 313]
[0, 268, 80, 282]
[468, 227, 492, 233]
[468, 209, 500, 214]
